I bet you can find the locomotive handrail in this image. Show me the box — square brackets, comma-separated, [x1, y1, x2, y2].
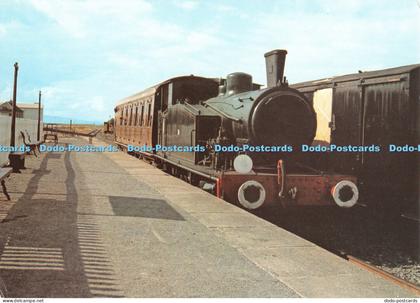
[182, 102, 201, 115]
[204, 103, 241, 122]
[277, 160, 286, 198]
[183, 105, 200, 116]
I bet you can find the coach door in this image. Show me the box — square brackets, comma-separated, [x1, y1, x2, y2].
[361, 79, 413, 204]
[330, 82, 363, 174]
[158, 84, 171, 149]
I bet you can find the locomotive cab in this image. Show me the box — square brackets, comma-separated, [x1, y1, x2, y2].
[156, 76, 220, 166]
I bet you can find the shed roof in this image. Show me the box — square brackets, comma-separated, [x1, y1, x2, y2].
[0, 101, 24, 112]
[18, 103, 43, 109]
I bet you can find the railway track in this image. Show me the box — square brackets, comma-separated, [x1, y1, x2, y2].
[346, 255, 420, 296]
[252, 206, 420, 291]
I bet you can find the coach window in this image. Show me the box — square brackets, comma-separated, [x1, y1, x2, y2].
[147, 102, 152, 126]
[161, 85, 168, 111]
[134, 105, 138, 126]
[144, 101, 149, 126]
[168, 83, 173, 106]
[140, 103, 145, 126]
[138, 104, 142, 125]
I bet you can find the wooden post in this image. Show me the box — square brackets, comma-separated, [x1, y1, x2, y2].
[37, 90, 42, 141]
[10, 62, 18, 147]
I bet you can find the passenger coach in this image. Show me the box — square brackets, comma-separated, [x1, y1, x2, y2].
[292, 64, 420, 216]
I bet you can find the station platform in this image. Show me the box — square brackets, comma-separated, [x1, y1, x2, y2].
[0, 137, 414, 297]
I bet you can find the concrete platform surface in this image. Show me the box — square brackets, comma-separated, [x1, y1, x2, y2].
[0, 137, 414, 298]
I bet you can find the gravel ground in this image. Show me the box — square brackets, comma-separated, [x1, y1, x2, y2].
[95, 132, 114, 144]
[252, 206, 420, 286]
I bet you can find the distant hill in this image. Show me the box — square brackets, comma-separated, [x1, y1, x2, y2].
[44, 115, 103, 125]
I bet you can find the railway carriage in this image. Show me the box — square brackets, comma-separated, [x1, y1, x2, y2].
[292, 65, 420, 215]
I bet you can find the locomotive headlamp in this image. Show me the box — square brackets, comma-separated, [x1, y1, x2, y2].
[233, 154, 253, 174]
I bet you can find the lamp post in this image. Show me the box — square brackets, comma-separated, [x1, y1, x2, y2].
[8, 62, 25, 173]
[10, 62, 18, 147]
[37, 90, 41, 141]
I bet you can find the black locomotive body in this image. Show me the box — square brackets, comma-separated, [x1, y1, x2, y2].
[114, 50, 358, 210]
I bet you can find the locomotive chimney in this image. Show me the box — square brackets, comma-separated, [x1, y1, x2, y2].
[264, 49, 287, 87]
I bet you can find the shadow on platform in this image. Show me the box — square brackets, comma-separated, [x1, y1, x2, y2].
[109, 196, 185, 220]
[0, 150, 124, 297]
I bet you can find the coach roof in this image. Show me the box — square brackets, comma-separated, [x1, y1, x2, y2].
[115, 75, 218, 107]
[291, 64, 420, 91]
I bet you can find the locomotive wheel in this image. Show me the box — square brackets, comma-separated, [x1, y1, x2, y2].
[237, 180, 266, 210]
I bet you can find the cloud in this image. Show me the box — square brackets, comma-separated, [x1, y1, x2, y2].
[2, 0, 417, 122]
[174, 1, 198, 10]
[0, 20, 24, 38]
[89, 96, 106, 112]
[315, 0, 367, 15]
[29, 0, 153, 38]
[27, 80, 108, 120]
[19, 0, 229, 120]
[214, 4, 234, 12]
[174, 1, 198, 11]
[246, 1, 420, 82]
[0, 85, 12, 102]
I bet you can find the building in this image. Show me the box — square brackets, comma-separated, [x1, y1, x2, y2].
[18, 103, 43, 121]
[0, 101, 43, 120]
[0, 101, 24, 118]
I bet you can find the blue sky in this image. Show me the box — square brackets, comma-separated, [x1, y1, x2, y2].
[0, 0, 419, 122]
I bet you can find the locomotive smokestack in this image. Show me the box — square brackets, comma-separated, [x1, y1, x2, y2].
[264, 49, 287, 88]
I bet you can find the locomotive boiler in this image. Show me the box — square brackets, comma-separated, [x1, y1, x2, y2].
[206, 51, 316, 147]
[201, 50, 316, 169]
[114, 49, 359, 210]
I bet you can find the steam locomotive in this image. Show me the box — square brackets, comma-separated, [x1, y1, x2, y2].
[114, 50, 358, 209]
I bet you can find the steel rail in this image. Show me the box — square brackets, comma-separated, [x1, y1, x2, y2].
[347, 255, 420, 296]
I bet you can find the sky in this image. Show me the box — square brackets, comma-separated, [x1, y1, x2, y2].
[0, 0, 419, 123]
